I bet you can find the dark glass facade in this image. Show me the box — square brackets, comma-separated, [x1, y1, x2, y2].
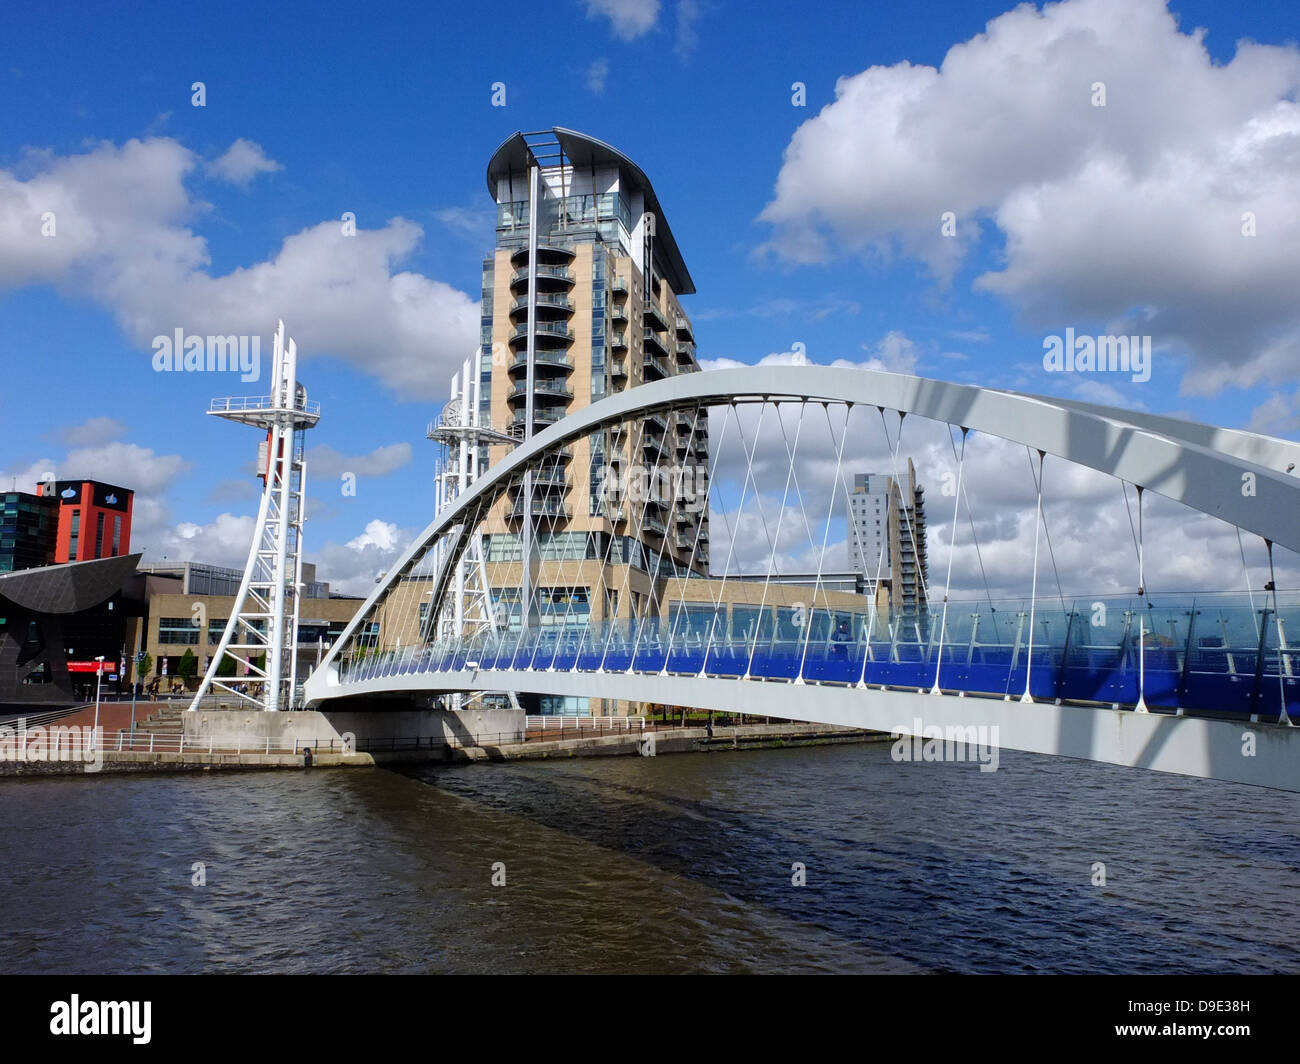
[0, 492, 58, 573]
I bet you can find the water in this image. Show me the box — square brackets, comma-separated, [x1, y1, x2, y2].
[2, 744, 1297, 974]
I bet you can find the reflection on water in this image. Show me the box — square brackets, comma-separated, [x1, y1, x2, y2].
[1, 743, 1296, 973]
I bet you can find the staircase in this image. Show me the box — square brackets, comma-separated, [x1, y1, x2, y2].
[117, 702, 185, 748]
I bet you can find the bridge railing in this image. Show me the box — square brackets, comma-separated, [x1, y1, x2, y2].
[335, 591, 1299, 720]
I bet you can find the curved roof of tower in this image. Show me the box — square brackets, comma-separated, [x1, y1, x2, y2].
[486, 127, 695, 295]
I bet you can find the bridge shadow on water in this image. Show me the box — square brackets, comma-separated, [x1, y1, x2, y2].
[388, 744, 1300, 975]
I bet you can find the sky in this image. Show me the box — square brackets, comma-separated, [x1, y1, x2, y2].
[1, 0, 1297, 599]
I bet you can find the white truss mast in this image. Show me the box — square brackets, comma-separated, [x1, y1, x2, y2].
[188, 321, 320, 712]
[426, 355, 518, 710]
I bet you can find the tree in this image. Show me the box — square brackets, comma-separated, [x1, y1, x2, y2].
[215, 654, 237, 678]
[177, 648, 198, 688]
[136, 653, 153, 685]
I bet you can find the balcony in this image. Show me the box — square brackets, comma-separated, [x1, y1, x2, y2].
[510, 244, 576, 268]
[643, 351, 672, 380]
[610, 356, 627, 379]
[675, 315, 693, 339]
[611, 276, 629, 295]
[610, 332, 627, 350]
[508, 350, 573, 374]
[644, 329, 671, 358]
[610, 304, 628, 322]
[508, 499, 569, 521]
[511, 321, 572, 341]
[675, 341, 695, 362]
[530, 465, 568, 488]
[509, 408, 566, 432]
[644, 302, 669, 331]
[509, 265, 574, 290]
[510, 293, 573, 314]
[508, 379, 572, 400]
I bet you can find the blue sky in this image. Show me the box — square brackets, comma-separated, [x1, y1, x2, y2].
[2, 0, 1297, 594]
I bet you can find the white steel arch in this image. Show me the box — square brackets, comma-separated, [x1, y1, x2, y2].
[305, 365, 1300, 706]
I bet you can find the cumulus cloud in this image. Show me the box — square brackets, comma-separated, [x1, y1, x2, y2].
[145, 513, 258, 568]
[207, 138, 282, 186]
[306, 442, 413, 479]
[691, 351, 1297, 595]
[759, 0, 1300, 398]
[54, 416, 128, 447]
[1247, 386, 1300, 437]
[702, 330, 920, 375]
[0, 438, 193, 565]
[313, 518, 416, 595]
[584, 0, 659, 39]
[0, 137, 479, 398]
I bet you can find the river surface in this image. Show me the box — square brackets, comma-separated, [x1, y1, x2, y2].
[2, 743, 1297, 974]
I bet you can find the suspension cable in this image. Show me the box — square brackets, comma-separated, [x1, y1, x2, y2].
[931, 426, 968, 694]
[797, 403, 851, 683]
[1021, 448, 1045, 703]
[746, 401, 806, 678]
[698, 401, 767, 677]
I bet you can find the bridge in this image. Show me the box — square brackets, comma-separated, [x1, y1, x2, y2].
[301, 366, 1300, 792]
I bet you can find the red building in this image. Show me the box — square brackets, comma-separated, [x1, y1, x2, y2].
[39, 480, 134, 563]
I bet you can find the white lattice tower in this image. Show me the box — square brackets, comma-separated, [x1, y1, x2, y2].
[426, 355, 519, 710]
[188, 321, 320, 712]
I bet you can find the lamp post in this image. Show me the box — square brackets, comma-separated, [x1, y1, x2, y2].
[93, 656, 105, 751]
[130, 650, 144, 747]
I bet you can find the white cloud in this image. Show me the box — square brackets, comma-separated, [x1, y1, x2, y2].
[1, 438, 194, 564]
[584, 0, 660, 39]
[57, 441, 191, 494]
[434, 204, 493, 238]
[691, 352, 1298, 595]
[759, 0, 1300, 397]
[586, 57, 610, 94]
[312, 518, 416, 595]
[55, 416, 128, 447]
[207, 478, 258, 503]
[702, 330, 920, 375]
[306, 442, 412, 479]
[144, 513, 258, 569]
[0, 137, 479, 399]
[1247, 386, 1300, 436]
[208, 138, 282, 186]
[675, 0, 704, 59]
[859, 330, 919, 375]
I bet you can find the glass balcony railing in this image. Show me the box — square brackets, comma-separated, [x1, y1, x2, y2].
[510, 266, 574, 286]
[643, 352, 671, 379]
[512, 321, 572, 340]
[511, 294, 573, 313]
[509, 380, 572, 400]
[509, 350, 573, 372]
